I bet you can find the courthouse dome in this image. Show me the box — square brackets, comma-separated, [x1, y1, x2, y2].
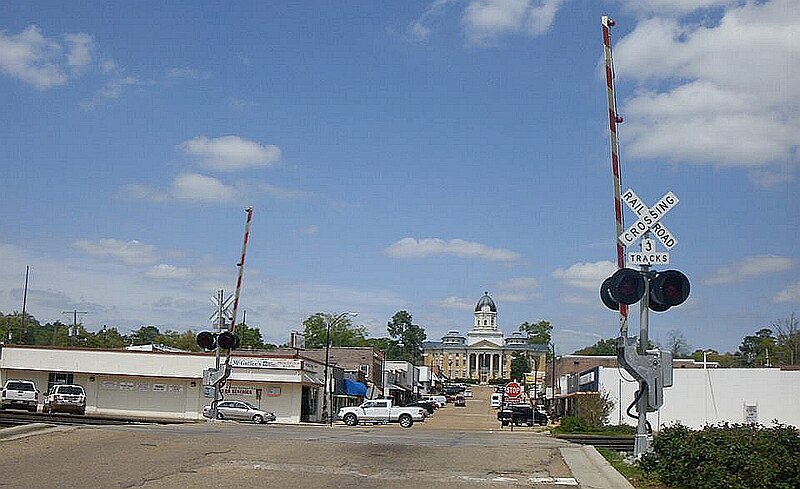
[475, 292, 497, 312]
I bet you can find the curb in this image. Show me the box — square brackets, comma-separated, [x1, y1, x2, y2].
[561, 445, 635, 489]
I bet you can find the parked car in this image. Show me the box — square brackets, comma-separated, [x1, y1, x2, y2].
[43, 384, 86, 415]
[337, 399, 426, 428]
[203, 400, 276, 424]
[1, 379, 39, 412]
[454, 395, 466, 407]
[463, 389, 473, 398]
[497, 404, 548, 427]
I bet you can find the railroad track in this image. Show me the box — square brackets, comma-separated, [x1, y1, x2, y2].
[556, 434, 635, 452]
[0, 412, 181, 428]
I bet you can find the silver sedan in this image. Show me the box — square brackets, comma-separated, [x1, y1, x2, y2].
[203, 400, 276, 424]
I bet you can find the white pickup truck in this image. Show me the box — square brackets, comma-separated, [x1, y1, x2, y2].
[337, 399, 426, 428]
[1, 379, 39, 412]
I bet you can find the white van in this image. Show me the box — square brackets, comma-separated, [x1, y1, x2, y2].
[490, 393, 503, 409]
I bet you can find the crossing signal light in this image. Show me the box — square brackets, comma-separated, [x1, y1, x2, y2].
[195, 331, 241, 351]
[650, 270, 690, 309]
[609, 268, 646, 305]
[218, 331, 239, 350]
[196, 331, 216, 350]
[600, 276, 619, 311]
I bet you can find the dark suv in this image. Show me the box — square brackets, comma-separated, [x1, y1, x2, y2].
[497, 404, 548, 426]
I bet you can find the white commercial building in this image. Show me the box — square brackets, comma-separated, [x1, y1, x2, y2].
[0, 345, 329, 423]
[572, 365, 800, 429]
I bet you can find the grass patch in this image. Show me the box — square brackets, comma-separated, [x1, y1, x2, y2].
[597, 448, 670, 489]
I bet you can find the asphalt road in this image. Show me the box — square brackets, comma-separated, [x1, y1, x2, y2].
[0, 386, 627, 488]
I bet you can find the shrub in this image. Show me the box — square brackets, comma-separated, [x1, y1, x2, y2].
[640, 422, 800, 489]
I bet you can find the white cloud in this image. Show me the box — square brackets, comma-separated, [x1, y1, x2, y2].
[170, 173, 236, 203]
[462, 0, 564, 45]
[123, 174, 309, 205]
[64, 32, 94, 69]
[385, 237, 521, 262]
[749, 169, 795, 189]
[80, 76, 143, 110]
[297, 225, 319, 236]
[495, 276, 541, 302]
[256, 182, 316, 200]
[0, 25, 69, 89]
[407, 0, 457, 41]
[552, 260, 617, 289]
[615, 1, 800, 169]
[145, 264, 193, 280]
[166, 67, 203, 79]
[704, 255, 796, 285]
[774, 281, 800, 303]
[497, 276, 539, 290]
[179, 135, 281, 171]
[618, 0, 742, 16]
[99, 59, 117, 74]
[433, 296, 475, 310]
[74, 238, 158, 265]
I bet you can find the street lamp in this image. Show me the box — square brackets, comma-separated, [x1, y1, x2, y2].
[323, 311, 358, 427]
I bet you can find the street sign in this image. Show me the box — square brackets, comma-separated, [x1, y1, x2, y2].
[505, 382, 522, 399]
[618, 189, 679, 249]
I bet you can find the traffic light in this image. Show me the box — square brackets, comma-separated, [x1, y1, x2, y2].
[196, 331, 240, 351]
[650, 270, 690, 309]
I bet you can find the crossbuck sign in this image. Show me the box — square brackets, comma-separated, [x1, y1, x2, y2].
[618, 189, 679, 266]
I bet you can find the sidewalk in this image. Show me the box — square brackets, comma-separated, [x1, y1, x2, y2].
[562, 445, 635, 489]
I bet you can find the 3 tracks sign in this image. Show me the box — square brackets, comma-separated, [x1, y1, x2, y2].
[618, 188, 679, 266]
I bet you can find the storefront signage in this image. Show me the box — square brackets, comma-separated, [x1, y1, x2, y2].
[230, 357, 302, 370]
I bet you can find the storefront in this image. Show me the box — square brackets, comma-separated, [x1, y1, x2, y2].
[0, 345, 327, 423]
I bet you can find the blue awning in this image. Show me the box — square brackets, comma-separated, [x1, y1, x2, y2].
[343, 379, 367, 396]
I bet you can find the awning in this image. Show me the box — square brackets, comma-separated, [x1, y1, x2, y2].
[302, 373, 324, 386]
[388, 383, 409, 392]
[343, 379, 367, 396]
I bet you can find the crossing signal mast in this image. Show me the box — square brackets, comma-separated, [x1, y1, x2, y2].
[600, 17, 691, 458]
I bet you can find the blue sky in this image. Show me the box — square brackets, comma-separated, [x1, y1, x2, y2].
[0, 0, 797, 355]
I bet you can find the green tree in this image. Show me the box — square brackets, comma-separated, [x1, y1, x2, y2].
[386, 310, 426, 364]
[690, 349, 741, 368]
[234, 322, 266, 350]
[519, 320, 552, 345]
[509, 351, 530, 382]
[1, 312, 45, 344]
[739, 328, 777, 366]
[302, 313, 367, 348]
[573, 337, 618, 355]
[88, 326, 128, 349]
[129, 325, 161, 345]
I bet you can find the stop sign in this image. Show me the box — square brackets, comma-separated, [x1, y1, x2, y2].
[505, 382, 521, 399]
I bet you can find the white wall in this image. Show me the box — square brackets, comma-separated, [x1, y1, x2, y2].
[600, 367, 800, 430]
[0, 346, 320, 422]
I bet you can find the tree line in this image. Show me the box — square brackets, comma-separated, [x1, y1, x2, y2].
[0, 310, 559, 374]
[0, 311, 273, 352]
[572, 313, 799, 367]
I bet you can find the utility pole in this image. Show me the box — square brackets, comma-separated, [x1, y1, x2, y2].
[21, 266, 30, 338]
[62, 309, 88, 344]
